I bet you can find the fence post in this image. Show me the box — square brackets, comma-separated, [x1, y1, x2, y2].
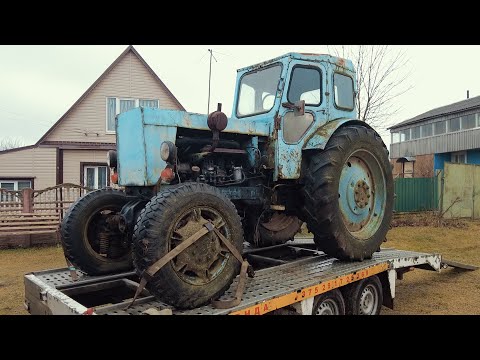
[22, 188, 33, 213]
[21, 188, 33, 247]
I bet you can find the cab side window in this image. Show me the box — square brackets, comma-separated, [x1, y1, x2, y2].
[334, 73, 354, 110]
[287, 67, 321, 106]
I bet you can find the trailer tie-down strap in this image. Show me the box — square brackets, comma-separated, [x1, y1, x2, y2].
[126, 221, 254, 310]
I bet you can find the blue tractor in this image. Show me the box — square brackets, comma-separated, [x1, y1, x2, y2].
[60, 53, 393, 308]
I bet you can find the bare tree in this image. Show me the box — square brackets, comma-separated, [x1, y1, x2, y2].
[328, 45, 411, 130]
[0, 137, 25, 151]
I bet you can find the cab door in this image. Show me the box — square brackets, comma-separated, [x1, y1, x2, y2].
[275, 61, 328, 180]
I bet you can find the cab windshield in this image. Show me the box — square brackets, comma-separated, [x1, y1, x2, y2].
[236, 64, 282, 117]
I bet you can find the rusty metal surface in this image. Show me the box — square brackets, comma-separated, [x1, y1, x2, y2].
[261, 213, 298, 232]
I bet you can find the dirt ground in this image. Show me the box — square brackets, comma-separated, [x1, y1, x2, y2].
[0, 246, 66, 315]
[382, 219, 480, 315]
[1, 217, 479, 315]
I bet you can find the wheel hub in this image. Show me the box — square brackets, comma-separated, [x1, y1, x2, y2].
[170, 207, 230, 285]
[315, 299, 339, 315]
[354, 180, 371, 209]
[338, 150, 386, 238]
[359, 285, 378, 315]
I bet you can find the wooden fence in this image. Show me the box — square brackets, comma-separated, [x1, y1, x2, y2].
[0, 184, 92, 247]
[1, 183, 91, 218]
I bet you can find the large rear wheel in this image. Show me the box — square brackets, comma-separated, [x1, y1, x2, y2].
[132, 183, 244, 309]
[303, 125, 393, 260]
[60, 188, 132, 275]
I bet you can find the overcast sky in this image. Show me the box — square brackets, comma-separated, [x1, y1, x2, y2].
[0, 45, 479, 149]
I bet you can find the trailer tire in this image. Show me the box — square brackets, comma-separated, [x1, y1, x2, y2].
[60, 188, 132, 275]
[302, 125, 393, 260]
[312, 289, 345, 315]
[342, 275, 383, 315]
[132, 183, 244, 309]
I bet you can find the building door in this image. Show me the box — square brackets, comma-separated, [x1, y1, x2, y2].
[84, 166, 108, 189]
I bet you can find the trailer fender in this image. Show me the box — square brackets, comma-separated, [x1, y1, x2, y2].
[377, 270, 396, 310]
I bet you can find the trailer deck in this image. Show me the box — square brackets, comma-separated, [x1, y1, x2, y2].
[24, 240, 453, 315]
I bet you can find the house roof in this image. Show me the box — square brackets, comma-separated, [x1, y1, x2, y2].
[34, 45, 185, 145]
[389, 95, 480, 131]
[0, 144, 37, 155]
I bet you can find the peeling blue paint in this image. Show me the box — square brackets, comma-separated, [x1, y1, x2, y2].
[116, 52, 367, 186]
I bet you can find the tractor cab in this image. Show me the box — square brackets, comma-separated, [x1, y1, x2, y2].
[231, 53, 358, 179]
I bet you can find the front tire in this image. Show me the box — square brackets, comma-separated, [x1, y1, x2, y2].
[60, 188, 132, 275]
[132, 183, 244, 309]
[303, 125, 393, 260]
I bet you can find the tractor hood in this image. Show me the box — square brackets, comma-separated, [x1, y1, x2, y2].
[136, 107, 271, 136]
[115, 107, 271, 186]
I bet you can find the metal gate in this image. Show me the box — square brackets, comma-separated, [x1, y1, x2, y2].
[394, 177, 439, 212]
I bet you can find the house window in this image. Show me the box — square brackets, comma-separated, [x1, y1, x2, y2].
[401, 129, 410, 141]
[391, 132, 401, 143]
[106, 97, 159, 132]
[448, 117, 461, 132]
[0, 180, 32, 201]
[139, 99, 159, 108]
[83, 166, 108, 189]
[421, 123, 432, 137]
[451, 151, 467, 164]
[0, 180, 32, 191]
[462, 114, 476, 130]
[434, 120, 446, 135]
[411, 126, 421, 139]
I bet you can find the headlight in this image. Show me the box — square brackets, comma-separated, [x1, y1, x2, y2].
[107, 150, 117, 168]
[160, 141, 177, 163]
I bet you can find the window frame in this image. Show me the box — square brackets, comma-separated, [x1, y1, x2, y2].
[106, 97, 159, 133]
[448, 117, 461, 133]
[0, 178, 33, 191]
[235, 63, 283, 119]
[420, 123, 433, 138]
[286, 65, 322, 107]
[80, 162, 110, 189]
[139, 99, 159, 108]
[333, 72, 355, 111]
[451, 151, 467, 164]
[433, 120, 447, 135]
[411, 125, 421, 140]
[461, 114, 476, 130]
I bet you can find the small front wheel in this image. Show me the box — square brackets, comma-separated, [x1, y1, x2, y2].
[132, 183, 244, 309]
[60, 188, 132, 275]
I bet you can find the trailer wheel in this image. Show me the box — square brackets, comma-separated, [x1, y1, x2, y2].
[132, 183, 244, 309]
[312, 289, 345, 315]
[302, 125, 393, 260]
[60, 188, 132, 275]
[343, 275, 383, 315]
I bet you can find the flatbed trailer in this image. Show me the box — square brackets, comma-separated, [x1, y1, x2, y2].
[24, 240, 470, 315]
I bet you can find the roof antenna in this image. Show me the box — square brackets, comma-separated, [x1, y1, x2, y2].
[467, 90, 470, 99]
[207, 49, 218, 115]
